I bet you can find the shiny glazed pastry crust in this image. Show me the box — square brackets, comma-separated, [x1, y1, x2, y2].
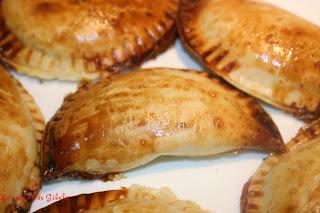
[42, 68, 284, 180]
[241, 119, 320, 213]
[0, 0, 178, 81]
[35, 185, 212, 213]
[178, 0, 320, 121]
[0, 65, 44, 212]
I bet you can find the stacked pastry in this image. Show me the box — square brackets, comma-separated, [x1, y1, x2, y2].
[0, 0, 318, 212]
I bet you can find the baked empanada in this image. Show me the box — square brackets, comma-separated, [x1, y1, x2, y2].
[35, 185, 212, 213]
[178, 0, 320, 121]
[0, 65, 44, 212]
[0, 0, 178, 81]
[241, 119, 320, 213]
[42, 68, 284, 180]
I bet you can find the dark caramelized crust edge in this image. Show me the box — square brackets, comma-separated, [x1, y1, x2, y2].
[1, 67, 45, 212]
[0, 2, 178, 81]
[240, 119, 320, 213]
[177, 0, 320, 122]
[105, 23, 177, 74]
[41, 68, 284, 181]
[35, 188, 128, 213]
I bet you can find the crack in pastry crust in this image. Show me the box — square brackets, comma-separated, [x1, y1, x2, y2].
[0, 0, 179, 81]
[0, 65, 44, 212]
[178, 0, 320, 121]
[41, 68, 284, 180]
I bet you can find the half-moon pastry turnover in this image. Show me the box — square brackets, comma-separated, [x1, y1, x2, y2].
[0, 0, 178, 81]
[42, 68, 285, 180]
[35, 185, 212, 213]
[241, 119, 320, 213]
[0, 65, 44, 212]
[178, 0, 320, 121]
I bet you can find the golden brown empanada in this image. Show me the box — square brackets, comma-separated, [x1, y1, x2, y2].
[241, 119, 320, 213]
[0, 65, 44, 212]
[35, 185, 212, 213]
[178, 0, 320, 121]
[0, 0, 178, 81]
[42, 68, 284, 180]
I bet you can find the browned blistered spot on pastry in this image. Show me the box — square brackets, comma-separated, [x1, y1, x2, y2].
[309, 159, 316, 165]
[212, 117, 224, 129]
[314, 61, 320, 70]
[137, 119, 147, 127]
[281, 27, 310, 37]
[35, 2, 63, 14]
[176, 121, 193, 130]
[285, 205, 296, 213]
[265, 34, 274, 43]
[247, 203, 259, 210]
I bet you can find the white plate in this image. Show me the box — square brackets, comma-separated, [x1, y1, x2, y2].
[12, 1, 318, 212]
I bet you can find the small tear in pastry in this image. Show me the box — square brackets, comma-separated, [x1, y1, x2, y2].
[241, 119, 320, 213]
[178, 0, 320, 121]
[41, 68, 284, 180]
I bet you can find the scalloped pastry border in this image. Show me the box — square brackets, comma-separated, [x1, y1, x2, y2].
[0, 0, 178, 81]
[3, 69, 45, 212]
[241, 119, 320, 213]
[35, 185, 212, 213]
[41, 68, 284, 180]
[35, 187, 128, 212]
[177, 0, 320, 121]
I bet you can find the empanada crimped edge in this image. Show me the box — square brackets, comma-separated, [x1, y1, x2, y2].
[34, 185, 212, 213]
[0, 67, 45, 212]
[41, 68, 285, 180]
[35, 187, 128, 213]
[177, 0, 320, 121]
[241, 119, 320, 213]
[0, 0, 178, 81]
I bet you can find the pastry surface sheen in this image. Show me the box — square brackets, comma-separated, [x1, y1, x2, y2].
[0, 65, 44, 212]
[178, 0, 320, 121]
[42, 68, 284, 180]
[241, 119, 320, 213]
[0, 0, 178, 81]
